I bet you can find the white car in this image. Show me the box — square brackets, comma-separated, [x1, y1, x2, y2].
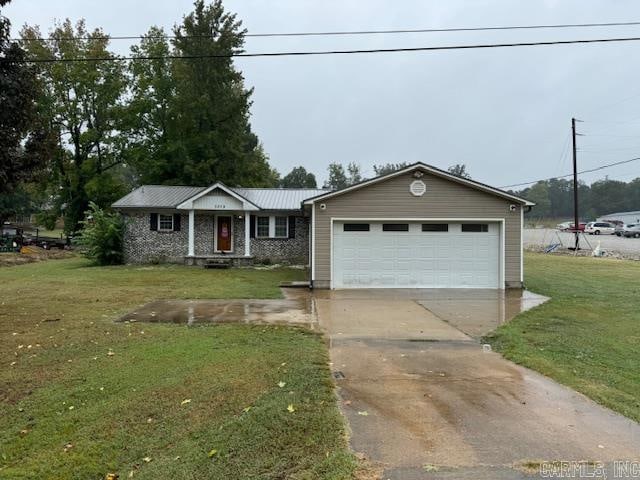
[556, 222, 572, 231]
[584, 222, 616, 235]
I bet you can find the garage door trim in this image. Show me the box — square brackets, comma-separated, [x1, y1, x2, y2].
[329, 217, 505, 290]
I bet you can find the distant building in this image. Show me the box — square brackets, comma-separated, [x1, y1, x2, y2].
[597, 211, 640, 225]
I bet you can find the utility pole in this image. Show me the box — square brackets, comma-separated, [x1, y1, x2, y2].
[571, 117, 580, 250]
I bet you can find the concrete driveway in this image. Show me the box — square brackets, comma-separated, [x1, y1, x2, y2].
[314, 289, 640, 479]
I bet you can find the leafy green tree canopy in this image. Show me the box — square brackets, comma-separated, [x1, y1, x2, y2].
[323, 162, 363, 190]
[280, 166, 317, 188]
[373, 162, 408, 176]
[21, 19, 129, 233]
[0, 1, 55, 224]
[447, 163, 471, 179]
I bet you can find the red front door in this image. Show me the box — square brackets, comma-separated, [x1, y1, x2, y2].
[217, 216, 232, 251]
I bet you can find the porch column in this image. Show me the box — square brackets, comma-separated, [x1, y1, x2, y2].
[188, 210, 195, 257]
[244, 211, 251, 257]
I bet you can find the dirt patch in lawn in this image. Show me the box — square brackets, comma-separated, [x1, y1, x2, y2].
[0, 247, 75, 267]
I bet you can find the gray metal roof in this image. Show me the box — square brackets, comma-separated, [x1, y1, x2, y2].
[112, 185, 328, 210]
[232, 188, 328, 210]
[112, 185, 206, 209]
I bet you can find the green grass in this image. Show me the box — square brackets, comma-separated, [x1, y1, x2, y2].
[0, 258, 356, 479]
[485, 252, 640, 421]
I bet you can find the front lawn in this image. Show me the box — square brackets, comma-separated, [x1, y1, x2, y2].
[0, 258, 356, 479]
[486, 252, 640, 422]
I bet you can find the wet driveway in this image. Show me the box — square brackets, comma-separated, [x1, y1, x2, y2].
[315, 289, 640, 479]
[120, 288, 640, 478]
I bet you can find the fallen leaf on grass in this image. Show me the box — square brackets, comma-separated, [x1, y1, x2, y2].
[180, 399, 191, 406]
[242, 406, 252, 413]
[208, 449, 218, 458]
[143, 456, 152, 463]
[63, 443, 73, 452]
[287, 404, 295, 413]
[357, 411, 369, 416]
[423, 463, 439, 472]
[107, 350, 115, 357]
[277, 381, 286, 388]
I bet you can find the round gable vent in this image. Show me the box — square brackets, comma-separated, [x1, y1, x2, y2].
[410, 180, 426, 197]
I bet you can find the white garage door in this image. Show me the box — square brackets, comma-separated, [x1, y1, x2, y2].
[332, 221, 501, 289]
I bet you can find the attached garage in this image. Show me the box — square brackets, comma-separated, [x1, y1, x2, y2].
[304, 163, 534, 290]
[332, 221, 501, 288]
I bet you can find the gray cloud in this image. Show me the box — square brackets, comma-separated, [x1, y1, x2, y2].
[5, 0, 640, 187]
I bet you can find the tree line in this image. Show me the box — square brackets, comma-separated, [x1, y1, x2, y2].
[513, 177, 640, 220]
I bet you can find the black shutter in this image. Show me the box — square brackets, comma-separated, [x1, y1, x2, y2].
[250, 215, 256, 238]
[150, 213, 158, 231]
[288, 216, 296, 239]
[173, 214, 181, 231]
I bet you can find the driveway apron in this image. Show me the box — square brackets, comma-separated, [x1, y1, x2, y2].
[314, 289, 640, 479]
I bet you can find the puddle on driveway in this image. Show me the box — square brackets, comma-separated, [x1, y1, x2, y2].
[416, 289, 549, 338]
[118, 288, 317, 328]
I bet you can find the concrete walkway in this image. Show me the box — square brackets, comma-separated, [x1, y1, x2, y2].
[314, 289, 640, 479]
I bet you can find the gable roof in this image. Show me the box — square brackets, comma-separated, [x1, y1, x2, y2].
[112, 184, 328, 210]
[176, 182, 261, 211]
[302, 162, 535, 206]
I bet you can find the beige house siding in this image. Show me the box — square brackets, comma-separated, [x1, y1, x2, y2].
[312, 171, 523, 288]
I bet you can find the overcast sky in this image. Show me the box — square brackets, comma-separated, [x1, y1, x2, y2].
[5, 0, 640, 188]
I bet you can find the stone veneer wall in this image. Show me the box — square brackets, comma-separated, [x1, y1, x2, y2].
[122, 211, 309, 265]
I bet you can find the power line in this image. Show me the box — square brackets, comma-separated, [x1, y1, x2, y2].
[10, 20, 640, 42]
[500, 156, 640, 189]
[6, 35, 640, 64]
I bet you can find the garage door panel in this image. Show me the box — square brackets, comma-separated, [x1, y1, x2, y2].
[333, 221, 500, 289]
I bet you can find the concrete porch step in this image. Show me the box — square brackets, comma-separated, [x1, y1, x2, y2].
[204, 258, 232, 269]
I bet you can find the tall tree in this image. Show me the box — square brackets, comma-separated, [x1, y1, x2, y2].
[323, 162, 364, 190]
[324, 163, 348, 190]
[373, 162, 408, 176]
[347, 162, 363, 184]
[155, 0, 276, 187]
[280, 166, 317, 188]
[127, 26, 175, 185]
[21, 20, 129, 233]
[0, 1, 54, 224]
[447, 163, 471, 179]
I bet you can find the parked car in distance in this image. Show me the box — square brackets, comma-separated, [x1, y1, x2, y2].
[615, 223, 634, 236]
[585, 222, 616, 235]
[556, 221, 572, 231]
[567, 222, 587, 232]
[623, 224, 640, 238]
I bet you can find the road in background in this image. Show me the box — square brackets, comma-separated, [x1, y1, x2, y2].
[524, 228, 640, 256]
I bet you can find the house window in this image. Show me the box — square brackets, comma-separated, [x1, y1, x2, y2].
[343, 223, 370, 232]
[462, 223, 489, 233]
[422, 224, 448, 232]
[275, 216, 288, 238]
[257, 216, 270, 237]
[383, 223, 409, 232]
[158, 214, 174, 231]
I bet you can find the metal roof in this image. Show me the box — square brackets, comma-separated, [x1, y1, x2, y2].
[112, 186, 206, 209]
[112, 185, 328, 210]
[232, 188, 328, 210]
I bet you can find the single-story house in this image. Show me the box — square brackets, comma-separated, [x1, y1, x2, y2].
[113, 162, 534, 289]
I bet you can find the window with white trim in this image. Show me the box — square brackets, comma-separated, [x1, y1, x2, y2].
[158, 214, 174, 231]
[275, 216, 288, 238]
[256, 216, 270, 237]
